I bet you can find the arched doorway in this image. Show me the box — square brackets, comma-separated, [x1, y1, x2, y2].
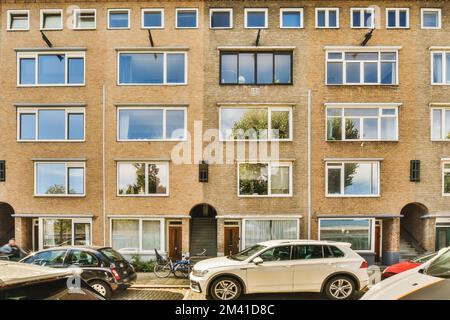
[0, 203, 15, 246]
[400, 203, 429, 256]
[189, 204, 217, 257]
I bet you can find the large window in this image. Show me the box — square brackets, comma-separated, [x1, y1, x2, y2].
[73, 9, 96, 29]
[18, 52, 85, 86]
[421, 8, 441, 29]
[319, 218, 374, 252]
[351, 8, 375, 28]
[176, 8, 198, 28]
[245, 8, 268, 28]
[142, 9, 164, 29]
[220, 107, 292, 141]
[326, 50, 398, 85]
[40, 9, 63, 30]
[111, 219, 164, 254]
[243, 219, 298, 248]
[431, 51, 450, 85]
[117, 162, 169, 196]
[280, 8, 303, 29]
[41, 218, 91, 249]
[108, 9, 130, 29]
[7, 10, 29, 31]
[18, 108, 84, 141]
[220, 51, 292, 85]
[35, 162, 85, 196]
[238, 162, 292, 197]
[386, 8, 409, 29]
[210, 8, 232, 29]
[118, 52, 186, 85]
[443, 163, 450, 196]
[326, 161, 380, 197]
[118, 107, 186, 141]
[316, 8, 339, 28]
[431, 108, 450, 140]
[326, 106, 398, 141]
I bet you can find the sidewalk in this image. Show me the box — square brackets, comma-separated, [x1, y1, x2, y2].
[134, 272, 190, 288]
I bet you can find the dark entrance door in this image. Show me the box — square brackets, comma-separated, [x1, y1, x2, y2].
[436, 226, 450, 250]
[0, 203, 15, 246]
[374, 221, 382, 263]
[169, 224, 182, 260]
[224, 227, 240, 256]
[189, 204, 217, 257]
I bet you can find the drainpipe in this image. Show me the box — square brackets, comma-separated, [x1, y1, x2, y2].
[307, 90, 312, 240]
[102, 85, 106, 246]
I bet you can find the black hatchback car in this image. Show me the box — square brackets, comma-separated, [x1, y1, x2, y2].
[20, 246, 136, 299]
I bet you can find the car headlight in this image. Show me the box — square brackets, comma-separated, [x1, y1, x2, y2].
[192, 269, 209, 277]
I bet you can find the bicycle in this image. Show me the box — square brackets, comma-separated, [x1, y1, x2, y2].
[153, 249, 193, 279]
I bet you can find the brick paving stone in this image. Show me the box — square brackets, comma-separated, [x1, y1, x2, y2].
[113, 288, 185, 300]
[136, 273, 189, 287]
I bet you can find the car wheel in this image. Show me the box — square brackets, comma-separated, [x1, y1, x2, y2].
[210, 277, 242, 301]
[324, 276, 355, 300]
[89, 280, 112, 299]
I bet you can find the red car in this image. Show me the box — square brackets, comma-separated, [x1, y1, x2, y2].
[382, 252, 437, 279]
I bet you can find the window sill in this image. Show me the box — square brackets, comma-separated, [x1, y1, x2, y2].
[117, 83, 187, 86]
[326, 195, 380, 198]
[117, 194, 169, 197]
[238, 195, 293, 198]
[326, 84, 399, 87]
[326, 140, 398, 143]
[18, 84, 86, 88]
[18, 140, 85, 143]
[34, 195, 86, 198]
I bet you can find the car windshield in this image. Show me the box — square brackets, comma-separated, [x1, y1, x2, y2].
[229, 245, 266, 261]
[99, 248, 126, 262]
[425, 249, 450, 279]
[411, 252, 437, 263]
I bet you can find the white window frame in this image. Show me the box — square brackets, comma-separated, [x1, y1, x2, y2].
[421, 8, 442, 30]
[38, 217, 92, 250]
[141, 8, 164, 29]
[210, 8, 233, 29]
[107, 8, 130, 30]
[73, 9, 96, 30]
[17, 107, 85, 142]
[385, 8, 410, 29]
[40, 9, 63, 31]
[431, 108, 450, 141]
[443, 162, 450, 196]
[325, 161, 380, 197]
[325, 105, 399, 142]
[244, 8, 268, 29]
[318, 218, 375, 253]
[17, 51, 86, 87]
[175, 8, 199, 29]
[34, 162, 86, 197]
[116, 161, 170, 197]
[315, 8, 340, 29]
[325, 49, 399, 85]
[279, 8, 304, 29]
[117, 106, 187, 141]
[237, 162, 293, 198]
[431, 51, 450, 85]
[7, 10, 30, 31]
[110, 218, 165, 254]
[219, 106, 293, 141]
[241, 218, 300, 249]
[350, 8, 375, 29]
[117, 51, 188, 86]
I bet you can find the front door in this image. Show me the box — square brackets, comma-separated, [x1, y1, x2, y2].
[224, 227, 240, 256]
[169, 225, 182, 260]
[375, 220, 382, 263]
[436, 227, 450, 250]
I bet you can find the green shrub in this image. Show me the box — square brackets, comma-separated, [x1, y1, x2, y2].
[131, 255, 156, 273]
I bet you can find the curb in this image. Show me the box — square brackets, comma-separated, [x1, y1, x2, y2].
[132, 284, 190, 289]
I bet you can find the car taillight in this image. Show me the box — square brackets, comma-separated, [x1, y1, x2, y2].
[360, 261, 368, 269]
[111, 268, 121, 281]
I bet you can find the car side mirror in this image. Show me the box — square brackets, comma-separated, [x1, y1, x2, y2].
[253, 257, 263, 265]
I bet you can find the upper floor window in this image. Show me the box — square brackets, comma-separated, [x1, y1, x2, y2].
[351, 8, 375, 28]
[142, 8, 164, 29]
[386, 8, 409, 29]
[0, 161, 5, 182]
[7, 10, 29, 31]
[245, 8, 268, 29]
[432, 51, 450, 85]
[280, 8, 303, 29]
[443, 162, 450, 196]
[117, 162, 169, 196]
[220, 51, 292, 85]
[18, 52, 85, 86]
[327, 105, 398, 141]
[431, 108, 450, 140]
[118, 51, 187, 85]
[421, 8, 441, 29]
[108, 9, 130, 29]
[18, 107, 85, 141]
[35, 162, 85, 196]
[176, 8, 198, 28]
[220, 106, 292, 141]
[326, 161, 380, 197]
[118, 107, 186, 141]
[73, 9, 96, 30]
[40, 9, 63, 30]
[326, 50, 398, 85]
[316, 8, 339, 28]
[238, 162, 292, 197]
[210, 8, 233, 29]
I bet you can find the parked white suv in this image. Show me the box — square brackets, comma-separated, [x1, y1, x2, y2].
[190, 240, 370, 300]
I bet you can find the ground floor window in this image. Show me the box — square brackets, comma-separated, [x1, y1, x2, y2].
[436, 219, 450, 250]
[319, 218, 374, 252]
[110, 218, 164, 254]
[40, 218, 91, 249]
[243, 219, 298, 248]
[443, 162, 450, 195]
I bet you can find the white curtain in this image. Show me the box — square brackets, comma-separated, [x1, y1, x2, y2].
[245, 220, 298, 247]
[271, 220, 297, 240]
[112, 220, 139, 252]
[433, 53, 443, 83]
[142, 220, 161, 251]
[119, 110, 130, 139]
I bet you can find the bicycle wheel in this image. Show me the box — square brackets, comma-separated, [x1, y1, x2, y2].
[154, 262, 172, 278]
[174, 263, 191, 278]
